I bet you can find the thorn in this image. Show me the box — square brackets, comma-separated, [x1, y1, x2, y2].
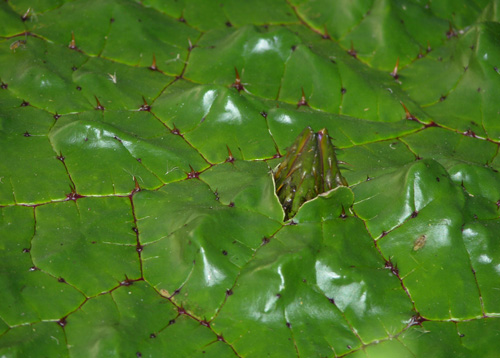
[321, 26, 330, 39]
[384, 259, 399, 276]
[231, 67, 244, 92]
[400, 102, 417, 121]
[57, 318, 67, 327]
[390, 57, 399, 79]
[186, 165, 200, 179]
[426, 40, 432, 53]
[225, 145, 235, 163]
[347, 40, 357, 58]
[424, 121, 439, 128]
[408, 314, 428, 327]
[21, 8, 31, 21]
[150, 54, 157, 71]
[120, 275, 134, 286]
[463, 129, 476, 137]
[339, 205, 347, 219]
[446, 23, 457, 38]
[297, 87, 308, 108]
[69, 31, 77, 49]
[94, 96, 105, 111]
[66, 184, 84, 201]
[171, 124, 180, 135]
[133, 177, 141, 193]
[188, 38, 194, 51]
[139, 96, 151, 111]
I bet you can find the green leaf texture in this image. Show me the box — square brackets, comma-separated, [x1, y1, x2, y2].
[1, 1, 500, 357]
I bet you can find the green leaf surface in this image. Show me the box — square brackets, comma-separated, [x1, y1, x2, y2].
[1, 1, 500, 357]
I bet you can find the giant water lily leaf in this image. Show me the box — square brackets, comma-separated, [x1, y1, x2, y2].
[1, 1, 500, 357]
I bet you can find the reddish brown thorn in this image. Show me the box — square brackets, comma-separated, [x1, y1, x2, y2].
[21, 100, 29, 107]
[66, 185, 83, 201]
[439, 95, 447, 102]
[171, 124, 180, 135]
[297, 87, 308, 108]
[400, 102, 417, 121]
[390, 57, 399, 79]
[139, 96, 151, 111]
[339, 205, 347, 219]
[120, 276, 134, 286]
[149, 54, 158, 71]
[446, 23, 457, 39]
[384, 259, 399, 276]
[426, 40, 432, 53]
[408, 314, 428, 327]
[231, 67, 244, 92]
[186, 165, 200, 179]
[200, 320, 210, 328]
[69, 31, 77, 49]
[417, 50, 424, 59]
[347, 40, 357, 58]
[225, 146, 235, 163]
[94, 96, 105, 111]
[424, 121, 438, 128]
[321, 26, 330, 39]
[23, 131, 31, 137]
[464, 129, 476, 137]
[57, 318, 67, 327]
[496, 200, 500, 209]
[1, 82, 7, 89]
[133, 177, 141, 193]
[56, 152, 65, 161]
[21, 9, 31, 21]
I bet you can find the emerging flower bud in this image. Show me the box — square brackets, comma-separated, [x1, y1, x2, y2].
[274, 127, 347, 220]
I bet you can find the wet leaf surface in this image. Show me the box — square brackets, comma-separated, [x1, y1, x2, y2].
[1, 1, 500, 357]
